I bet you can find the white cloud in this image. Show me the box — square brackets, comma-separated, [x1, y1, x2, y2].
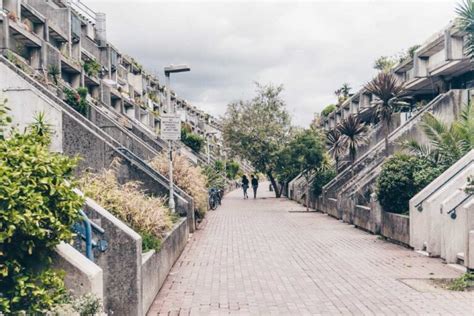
[86, 0, 459, 126]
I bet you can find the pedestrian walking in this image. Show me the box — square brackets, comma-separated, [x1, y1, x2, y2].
[241, 175, 249, 199]
[251, 175, 259, 199]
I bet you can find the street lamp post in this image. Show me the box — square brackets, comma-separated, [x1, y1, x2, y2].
[164, 64, 190, 212]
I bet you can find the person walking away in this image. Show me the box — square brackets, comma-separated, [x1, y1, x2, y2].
[251, 175, 259, 199]
[242, 175, 249, 199]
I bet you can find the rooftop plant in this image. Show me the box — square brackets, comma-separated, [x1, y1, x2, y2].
[64, 87, 89, 116]
[321, 104, 336, 117]
[77, 163, 173, 252]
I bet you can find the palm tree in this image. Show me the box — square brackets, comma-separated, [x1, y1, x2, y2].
[456, 0, 474, 60]
[325, 129, 346, 171]
[403, 103, 474, 168]
[338, 115, 367, 170]
[365, 72, 408, 156]
[341, 83, 351, 99]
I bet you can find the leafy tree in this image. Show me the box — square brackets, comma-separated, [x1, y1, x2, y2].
[456, 0, 474, 60]
[365, 72, 408, 156]
[321, 104, 336, 117]
[223, 83, 292, 197]
[277, 129, 325, 209]
[338, 115, 367, 169]
[334, 83, 351, 104]
[377, 154, 443, 213]
[325, 129, 346, 171]
[403, 103, 474, 169]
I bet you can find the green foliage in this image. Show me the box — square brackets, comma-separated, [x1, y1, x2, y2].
[203, 164, 225, 190]
[0, 97, 12, 140]
[83, 59, 101, 78]
[373, 56, 398, 72]
[48, 64, 60, 85]
[141, 231, 162, 252]
[64, 87, 89, 116]
[325, 129, 345, 171]
[226, 160, 240, 179]
[0, 109, 83, 313]
[446, 272, 474, 291]
[321, 104, 336, 117]
[223, 83, 292, 197]
[456, 0, 474, 60]
[338, 115, 367, 164]
[288, 129, 325, 180]
[311, 165, 336, 197]
[376, 154, 443, 214]
[72, 293, 103, 316]
[181, 128, 204, 153]
[403, 103, 474, 169]
[334, 83, 351, 104]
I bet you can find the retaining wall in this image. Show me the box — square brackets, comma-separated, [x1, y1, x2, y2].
[142, 218, 189, 313]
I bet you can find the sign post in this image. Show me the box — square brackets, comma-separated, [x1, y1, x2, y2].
[160, 114, 181, 141]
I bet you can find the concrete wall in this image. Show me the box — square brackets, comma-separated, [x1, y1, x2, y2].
[53, 242, 104, 301]
[142, 218, 189, 313]
[381, 212, 410, 246]
[83, 198, 143, 316]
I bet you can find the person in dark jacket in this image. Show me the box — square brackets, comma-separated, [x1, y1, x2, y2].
[241, 175, 249, 199]
[251, 175, 259, 199]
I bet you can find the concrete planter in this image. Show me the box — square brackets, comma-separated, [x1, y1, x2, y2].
[142, 218, 189, 314]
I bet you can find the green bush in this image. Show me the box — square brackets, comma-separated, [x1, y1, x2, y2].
[83, 59, 101, 78]
[311, 167, 336, 197]
[181, 128, 204, 153]
[64, 87, 89, 116]
[0, 108, 83, 313]
[376, 154, 443, 214]
[226, 160, 240, 179]
[321, 104, 336, 117]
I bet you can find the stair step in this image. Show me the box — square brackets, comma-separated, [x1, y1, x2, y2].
[457, 252, 465, 263]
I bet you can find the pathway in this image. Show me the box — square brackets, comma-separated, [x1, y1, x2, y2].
[148, 183, 473, 315]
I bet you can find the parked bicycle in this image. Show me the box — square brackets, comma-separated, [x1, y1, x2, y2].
[208, 188, 223, 210]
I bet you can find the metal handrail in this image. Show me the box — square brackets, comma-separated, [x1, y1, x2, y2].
[447, 194, 473, 219]
[73, 209, 107, 261]
[415, 160, 473, 211]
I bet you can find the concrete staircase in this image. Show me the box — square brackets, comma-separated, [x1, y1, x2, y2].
[410, 150, 474, 270]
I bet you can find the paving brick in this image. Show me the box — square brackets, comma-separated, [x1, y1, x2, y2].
[147, 185, 474, 315]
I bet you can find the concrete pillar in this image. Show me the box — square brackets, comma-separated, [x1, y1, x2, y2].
[369, 193, 382, 234]
[96, 12, 107, 44]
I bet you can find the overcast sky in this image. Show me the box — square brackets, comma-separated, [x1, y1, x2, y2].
[86, 0, 459, 126]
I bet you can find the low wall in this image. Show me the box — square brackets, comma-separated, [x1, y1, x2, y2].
[353, 205, 371, 232]
[53, 243, 104, 301]
[326, 198, 339, 219]
[381, 212, 410, 246]
[83, 198, 143, 316]
[142, 218, 189, 313]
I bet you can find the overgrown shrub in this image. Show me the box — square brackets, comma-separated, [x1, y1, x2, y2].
[376, 154, 443, 214]
[181, 128, 204, 152]
[78, 164, 173, 252]
[150, 152, 208, 216]
[64, 87, 89, 116]
[0, 108, 83, 313]
[311, 167, 336, 197]
[226, 160, 240, 179]
[321, 104, 336, 117]
[83, 59, 101, 78]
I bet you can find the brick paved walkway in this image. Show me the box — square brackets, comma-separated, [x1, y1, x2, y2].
[148, 184, 473, 315]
